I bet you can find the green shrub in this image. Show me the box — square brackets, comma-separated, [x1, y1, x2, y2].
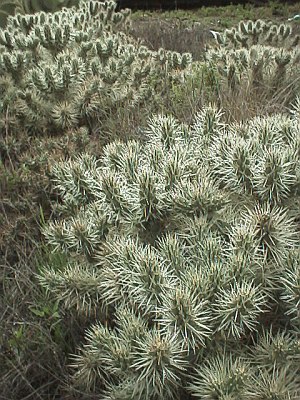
[0, 0, 191, 138]
[38, 101, 300, 398]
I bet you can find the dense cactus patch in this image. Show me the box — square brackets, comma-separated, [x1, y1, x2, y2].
[0, 0, 191, 138]
[1, 3, 300, 399]
[39, 104, 300, 398]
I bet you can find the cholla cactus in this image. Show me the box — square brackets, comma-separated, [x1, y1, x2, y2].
[211, 20, 299, 50]
[0, 0, 78, 27]
[206, 45, 300, 94]
[16, 0, 79, 14]
[0, 0, 191, 137]
[206, 20, 300, 97]
[38, 103, 300, 398]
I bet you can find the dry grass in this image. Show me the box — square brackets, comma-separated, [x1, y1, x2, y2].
[131, 18, 209, 60]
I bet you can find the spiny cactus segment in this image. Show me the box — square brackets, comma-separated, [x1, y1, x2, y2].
[38, 102, 300, 399]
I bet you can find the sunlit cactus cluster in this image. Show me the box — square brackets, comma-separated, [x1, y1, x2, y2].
[38, 101, 300, 399]
[212, 20, 299, 49]
[206, 20, 300, 96]
[0, 0, 191, 137]
[0, 0, 79, 27]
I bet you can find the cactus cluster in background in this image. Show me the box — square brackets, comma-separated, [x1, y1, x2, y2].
[0, 0, 191, 138]
[0, 0, 79, 28]
[38, 100, 300, 398]
[211, 20, 299, 49]
[205, 20, 300, 97]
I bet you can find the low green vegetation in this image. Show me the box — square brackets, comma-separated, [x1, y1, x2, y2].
[1, 0, 300, 399]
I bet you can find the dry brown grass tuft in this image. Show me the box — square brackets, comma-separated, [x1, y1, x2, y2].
[131, 17, 209, 60]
